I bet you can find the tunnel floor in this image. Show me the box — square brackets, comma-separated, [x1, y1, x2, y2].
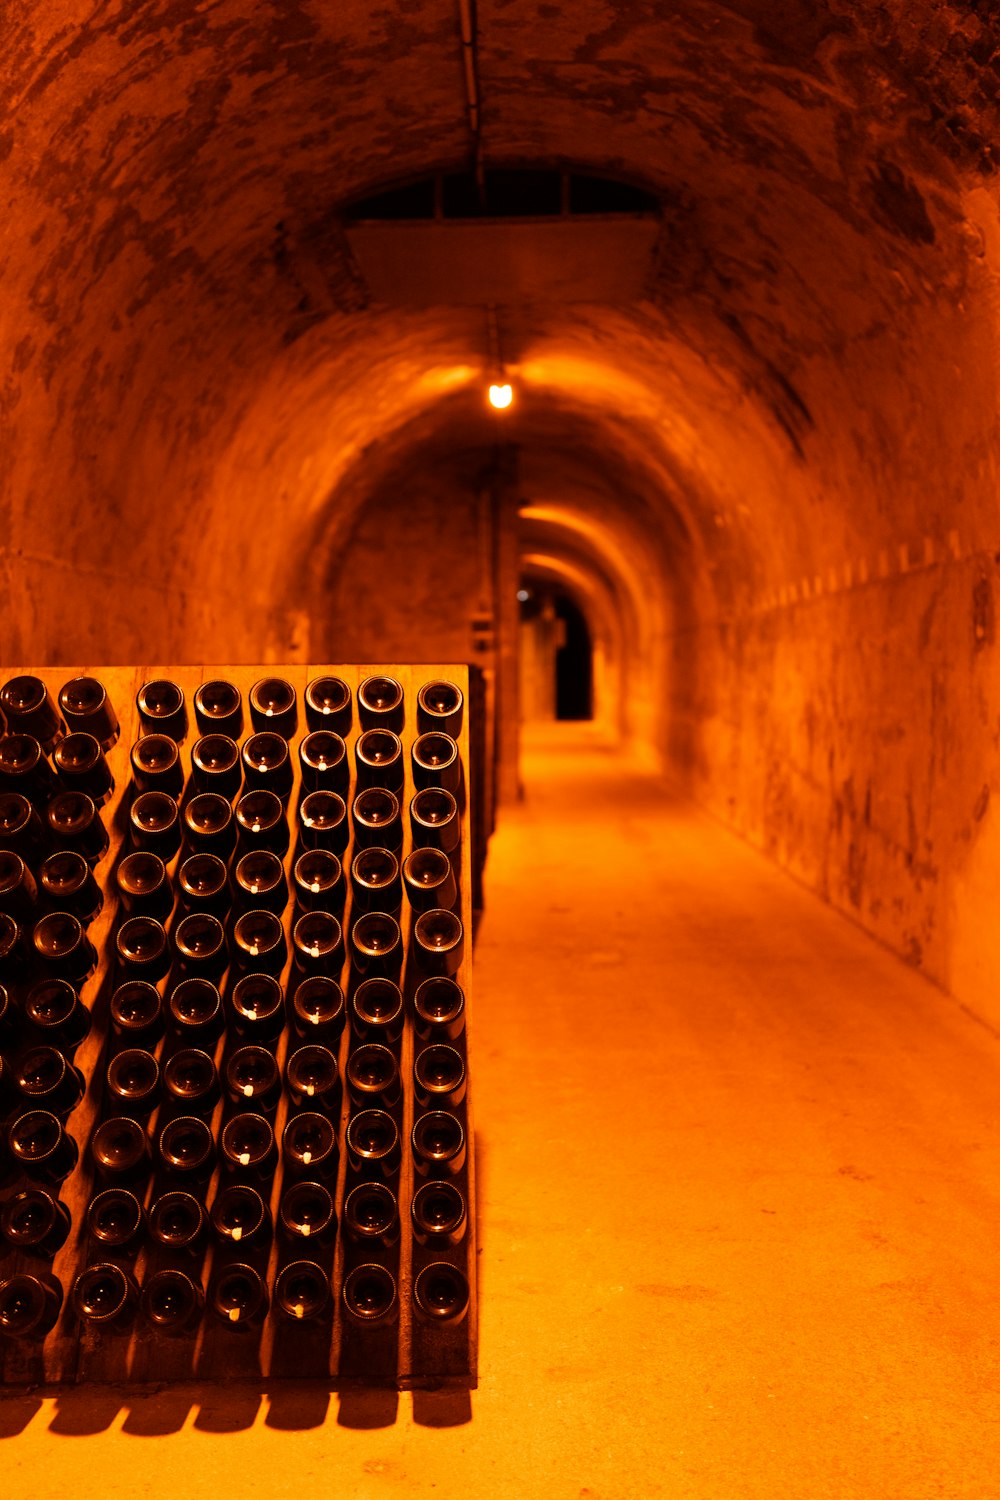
[5, 722, 999, 1497]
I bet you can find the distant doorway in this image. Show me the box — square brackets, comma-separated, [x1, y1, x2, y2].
[518, 583, 594, 722]
[554, 594, 593, 720]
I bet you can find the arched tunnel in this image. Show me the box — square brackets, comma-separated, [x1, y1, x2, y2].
[3, 2, 1000, 1490]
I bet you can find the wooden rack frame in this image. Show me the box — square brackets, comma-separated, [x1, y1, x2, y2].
[0, 664, 477, 1389]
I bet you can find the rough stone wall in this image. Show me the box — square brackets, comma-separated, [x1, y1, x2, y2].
[3, 2, 1000, 1023]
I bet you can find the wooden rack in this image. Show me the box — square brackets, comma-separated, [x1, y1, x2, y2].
[0, 664, 477, 1389]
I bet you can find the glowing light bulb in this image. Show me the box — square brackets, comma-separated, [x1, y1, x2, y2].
[488, 382, 513, 410]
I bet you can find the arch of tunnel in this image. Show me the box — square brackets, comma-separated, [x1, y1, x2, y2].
[3, 1, 1000, 1476]
[6, 1, 1000, 1022]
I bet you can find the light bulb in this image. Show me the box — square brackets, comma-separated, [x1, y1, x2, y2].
[488, 382, 513, 410]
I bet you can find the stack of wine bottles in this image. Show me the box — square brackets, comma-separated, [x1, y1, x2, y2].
[0, 666, 476, 1388]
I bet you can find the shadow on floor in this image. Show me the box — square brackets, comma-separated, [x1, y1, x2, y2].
[1, 1381, 316, 1437]
[412, 1389, 472, 1427]
[336, 1389, 399, 1428]
[0, 1395, 42, 1436]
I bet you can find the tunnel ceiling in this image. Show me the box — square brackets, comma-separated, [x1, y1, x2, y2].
[3, 1, 1000, 653]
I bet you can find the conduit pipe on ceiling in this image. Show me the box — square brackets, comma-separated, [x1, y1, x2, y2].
[458, 0, 484, 193]
[458, 0, 479, 133]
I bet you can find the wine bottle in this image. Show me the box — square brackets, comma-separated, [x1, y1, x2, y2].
[0, 1271, 64, 1339]
[351, 847, 402, 916]
[90, 1116, 151, 1183]
[58, 676, 119, 750]
[230, 971, 285, 1042]
[0, 849, 37, 924]
[235, 789, 289, 855]
[136, 680, 187, 742]
[413, 1045, 467, 1110]
[71, 1263, 138, 1328]
[412, 976, 466, 1041]
[129, 790, 181, 859]
[193, 679, 243, 738]
[291, 909, 344, 977]
[411, 1109, 466, 1177]
[233, 849, 287, 915]
[275, 1260, 330, 1321]
[130, 733, 184, 796]
[24, 978, 92, 1049]
[210, 1184, 271, 1248]
[242, 732, 293, 799]
[190, 734, 242, 800]
[297, 790, 348, 854]
[182, 792, 236, 857]
[291, 974, 345, 1043]
[232, 908, 287, 975]
[32, 910, 97, 984]
[39, 849, 103, 923]
[346, 1044, 400, 1110]
[177, 852, 230, 916]
[46, 790, 109, 864]
[53, 732, 114, 805]
[116, 850, 172, 921]
[350, 911, 402, 979]
[0, 733, 58, 800]
[354, 729, 404, 792]
[278, 1180, 336, 1244]
[292, 849, 344, 912]
[413, 1262, 469, 1323]
[416, 678, 464, 736]
[1, 1188, 72, 1258]
[409, 787, 460, 854]
[115, 914, 170, 982]
[220, 1111, 277, 1180]
[285, 1044, 341, 1112]
[8, 1110, 78, 1183]
[0, 675, 64, 751]
[412, 909, 464, 977]
[351, 787, 402, 852]
[16, 1045, 85, 1116]
[104, 1048, 160, 1118]
[168, 977, 224, 1041]
[357, 675, 404, 732]
[162, 1048, 219, 1115]
[343, 1181, 399, 1248]
[345, 1109, 400, 1178]
[401, 846, 456, 913]
[209, 1262, 269, 1328]
[249, 677, 297, 738]
[173, 911, 228, 979]
[142, 1268, 204, 1336]
[410, 1180, 467, 1247]
[224, 1045, 281, 1112]
[305, 676, 352, 734]
[350, 978, 403, 1045]
[341, 1263, 398, 1325]
[147, 1190, 207, 1253]
[299, 730, 349, 794]
[281, 1111, 338, 1179]
[0, 792, 44, 861]
[86, 1187, 144, 1252]
[110, 980, 165, 1046]
[411, 732, 461, 793]
[157, 1115, 215, 1181]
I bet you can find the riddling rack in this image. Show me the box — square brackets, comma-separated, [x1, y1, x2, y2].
[0, 665, 477, 1390]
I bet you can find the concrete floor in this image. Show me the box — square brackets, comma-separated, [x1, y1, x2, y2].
[4, 723, 1000, 1498]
